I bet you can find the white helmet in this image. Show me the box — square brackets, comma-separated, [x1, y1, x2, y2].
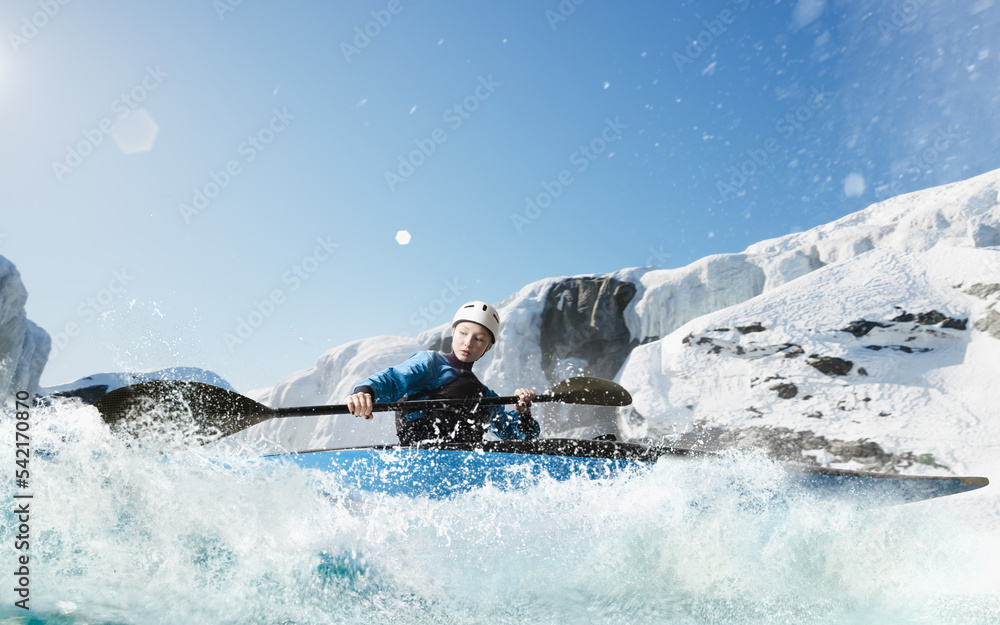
[452, 301, 500, 343]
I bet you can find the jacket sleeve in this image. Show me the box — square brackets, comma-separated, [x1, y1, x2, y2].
[485, 389, 541, 441]
[352, 351, 443, 403]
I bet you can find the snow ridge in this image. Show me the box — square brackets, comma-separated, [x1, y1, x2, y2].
[625, 168, 1000, 344]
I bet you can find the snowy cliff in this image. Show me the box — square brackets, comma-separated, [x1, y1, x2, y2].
[624, 167, 1000, 344]
[0, 256, 51, 401]
[228, 168, 1000, 489]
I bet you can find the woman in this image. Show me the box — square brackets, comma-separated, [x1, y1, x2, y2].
[344, 301, 539, 445]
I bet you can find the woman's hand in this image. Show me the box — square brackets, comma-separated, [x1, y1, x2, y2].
[514, 388, 538, 436]
[344, 392, 374, 419]
[514, 388, 535, 415]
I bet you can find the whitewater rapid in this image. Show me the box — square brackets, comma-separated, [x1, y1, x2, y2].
[1, 399, 998, 625]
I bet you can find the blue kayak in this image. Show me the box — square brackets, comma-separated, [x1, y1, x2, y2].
[262, 438, 989, 503]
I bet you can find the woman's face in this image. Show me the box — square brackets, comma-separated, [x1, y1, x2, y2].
[451, 321, 493, 362]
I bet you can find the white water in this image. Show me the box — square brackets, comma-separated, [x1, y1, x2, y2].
[2, 401, 998, 625]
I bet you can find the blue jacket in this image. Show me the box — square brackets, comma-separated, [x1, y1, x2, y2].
[354, 351, 540, 442]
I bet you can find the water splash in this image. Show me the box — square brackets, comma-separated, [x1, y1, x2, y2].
[1, 400, 997, 624]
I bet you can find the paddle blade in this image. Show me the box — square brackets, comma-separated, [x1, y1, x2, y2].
[94, 380, 274, 445]
[547, 376, 632, 406]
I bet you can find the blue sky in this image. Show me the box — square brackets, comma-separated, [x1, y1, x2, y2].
[2, 0, 998, 392]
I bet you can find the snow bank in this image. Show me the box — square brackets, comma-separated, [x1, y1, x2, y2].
[0, 256, 50, 401]
[619, 246, 994, 459]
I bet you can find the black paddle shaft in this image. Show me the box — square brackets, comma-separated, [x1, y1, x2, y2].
[94, 376, 632, 443]
[279, 393, 548, 417]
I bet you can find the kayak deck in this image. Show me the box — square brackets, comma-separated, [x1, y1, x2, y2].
[263, 438, 989, 503]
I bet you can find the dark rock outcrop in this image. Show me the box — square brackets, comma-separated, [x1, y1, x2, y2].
[841, 309, 969, 338]
[683, 331, 801, 359]
[840, 320, 890, 337]
[426, 333, 452, 354]
[975, 309, 1000, 340]
[540, 277, 637, 383]
[965, 283, 1000, 299]
[965, 283, 1000, 340]
[770, 382, 799, 399]
[666, 423, 948, 474]
[806, 355, 853, 376]
[892, 310, 968, 330]
[863, 345, 931, 353]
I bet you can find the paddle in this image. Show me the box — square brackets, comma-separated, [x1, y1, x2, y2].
[94, 376, 632, 445]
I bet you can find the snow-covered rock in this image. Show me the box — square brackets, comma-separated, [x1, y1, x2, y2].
[619, 245, 995, 460]
[619, 240, 1000, 529]
[624, 167, 1000, 344]
[0, 256, 51, 401]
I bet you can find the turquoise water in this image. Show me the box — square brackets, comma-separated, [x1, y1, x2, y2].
[2, 400, 998, 625]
